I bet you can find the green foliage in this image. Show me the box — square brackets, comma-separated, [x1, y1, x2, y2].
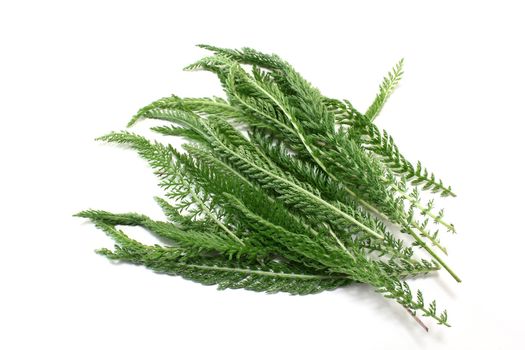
[366, 59, 404, 121]
[77, 45, 460, 330]
[90, 221, 352, 295]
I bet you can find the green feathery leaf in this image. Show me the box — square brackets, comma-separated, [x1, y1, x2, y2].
[77, 45, 460, 330]
[366, 59, 404, 121]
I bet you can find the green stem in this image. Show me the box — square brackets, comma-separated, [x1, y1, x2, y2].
[334, 181, 453, 275]
[395, 186, 456, 233]
[184, 263, 338, 280]
[411, 220, 448, 255]
[326, 225, 355, 261]
[189, 188, 245, 245]
[404, 226, 461, 283]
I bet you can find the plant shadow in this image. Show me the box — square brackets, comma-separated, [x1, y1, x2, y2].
[339, 282, 447, 346]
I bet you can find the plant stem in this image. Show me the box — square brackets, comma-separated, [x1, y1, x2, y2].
[189, 188, 245, 245]
[411, 220, 448, 255]
[394, 185, 456, 233]
[404, 226, 461, 283]
[341, 186, 454, 276]
[327, 225, 356, 261]
[405, 307, 429, 332]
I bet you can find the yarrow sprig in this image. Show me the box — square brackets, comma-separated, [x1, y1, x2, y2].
[76, 45, 460, 330]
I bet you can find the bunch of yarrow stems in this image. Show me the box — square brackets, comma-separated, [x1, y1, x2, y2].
[76, 45, 460, 330]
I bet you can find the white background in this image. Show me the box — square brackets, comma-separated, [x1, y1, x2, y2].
[1, 1, 524, 349]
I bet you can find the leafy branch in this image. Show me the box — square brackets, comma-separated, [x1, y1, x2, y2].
[76, 45, 460, 331]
